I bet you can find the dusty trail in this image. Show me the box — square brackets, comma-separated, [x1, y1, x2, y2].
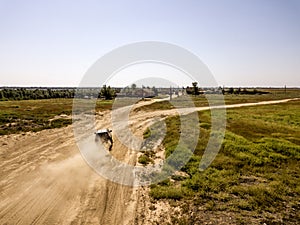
[0, 97, 298, 225]
[0, 100, 156, 225]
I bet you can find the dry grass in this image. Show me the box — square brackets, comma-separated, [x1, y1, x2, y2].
[0, 98, 113, 135]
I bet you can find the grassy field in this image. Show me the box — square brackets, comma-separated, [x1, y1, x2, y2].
[2, 89, 298, 136]
[136, 88, 300, 112]
[146, 99, 300, 224]
[0, 99, 113, 135]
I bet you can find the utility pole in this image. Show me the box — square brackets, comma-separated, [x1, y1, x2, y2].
[169, 86, 172, 101]
[284, 85, 286, 95]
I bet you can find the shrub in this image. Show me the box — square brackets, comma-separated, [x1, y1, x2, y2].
[138, 154, 153, 165]
[150, 186, 185, 200]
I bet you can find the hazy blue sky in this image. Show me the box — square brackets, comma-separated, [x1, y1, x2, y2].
[0, 0, 299, 87]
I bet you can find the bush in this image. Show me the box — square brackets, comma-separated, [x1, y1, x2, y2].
[150, 186, 185, 200]
[138, 154, 153, 165]
[50, 118, 72, 128]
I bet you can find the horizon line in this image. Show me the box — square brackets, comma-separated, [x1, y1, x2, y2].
[1, 85, 300, 89]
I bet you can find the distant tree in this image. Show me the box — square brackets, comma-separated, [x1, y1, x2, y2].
[233, 88, 240, 95]
[228, 87, 234, 94]
[192, 82, 198, 96]
[218, 86, 224, 95]
[152, 86, 158, 96]
[100, 85, 115, 100]
[131, 83, 137, 90]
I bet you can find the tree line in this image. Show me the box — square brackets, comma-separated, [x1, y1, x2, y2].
[186, 82, 269, 95]
[0, 86, 119, 101]
[0, 88, 75, 101]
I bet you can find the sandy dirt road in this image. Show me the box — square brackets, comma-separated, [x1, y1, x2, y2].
[0, 97, 298, 225]
[0, 97, 164, 225]
[0, 110, 140, 225]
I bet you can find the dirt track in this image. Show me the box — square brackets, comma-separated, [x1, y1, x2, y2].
[0, 98, 298, 225]
[0, 98, 164, 225]
[0, 110, 139, 225]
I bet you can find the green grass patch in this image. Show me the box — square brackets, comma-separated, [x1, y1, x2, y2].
[149, 100, 300, 223]
[138, 154, 153, 165]
[150, 185, 188, 200]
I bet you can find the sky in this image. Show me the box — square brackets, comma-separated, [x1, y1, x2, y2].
[0, 0, 299, 87]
